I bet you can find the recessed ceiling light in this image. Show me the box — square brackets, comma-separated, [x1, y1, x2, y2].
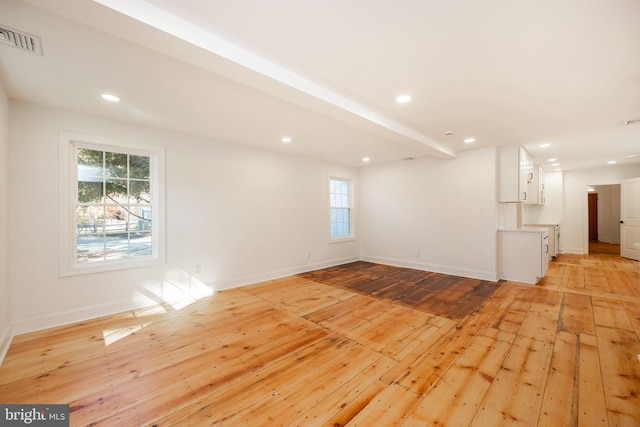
[608, 160, 617, 164]
[540, 143, 551, 148]
[396, 94, 411, 103]
[548, 158, 557, 162]
[362, 157, 370, 162]
[101, 93, 120, 102]
[281, 137, 292, 143]
[555, 168, 562, 171]
[552, 163, 560, 166]
[464, 138, 475, 144]
[624, 154, 638, 158]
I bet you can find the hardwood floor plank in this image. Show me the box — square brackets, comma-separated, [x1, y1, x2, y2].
[290, 356, 395, 427]
[578, 333, 608, 427]
[471, 336, 553, 426]
[559, 292, 596, 335]
[517, 289, 562, 344]
[342, 383, 421, 426]
[537, 330, 578, 427]
[403, 333, 512, 426]
[595, 325, 640, 426]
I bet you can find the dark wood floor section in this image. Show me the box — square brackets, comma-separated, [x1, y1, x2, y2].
[299, 262, 501, 319]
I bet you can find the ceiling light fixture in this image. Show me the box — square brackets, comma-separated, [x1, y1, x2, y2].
[396, 94, 411, 103]
[607, 160, 617, 164]
[540, 143, 551, 148]
[552, 163, 560, 167]
[101, 93, 120, 102]
[624, 154, 638, 158]
[464, 138, 475, 144]
[281, 137, 292, 143]
[548, 158, 557, 162]
[362, 157, 370, 162]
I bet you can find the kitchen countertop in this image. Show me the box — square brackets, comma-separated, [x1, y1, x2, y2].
[498, 227, 548, 233]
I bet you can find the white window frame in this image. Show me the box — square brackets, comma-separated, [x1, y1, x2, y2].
[59, 131, 166, 276]
[329, 177, 355, 242]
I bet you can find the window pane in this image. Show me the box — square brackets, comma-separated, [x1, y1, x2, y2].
[105, 209, 129, 260]
[130, 180, 151, 203]
[105, 233, 129, 260]
[330, 223, 338, 238]
[106, 178, 128, 202]
[130, 232, 152, 258]
[77, 149, 104, 204]
[76, 206, 105, 263]
[105, 151, 128, 178]
[78, 149, 104, 173]
[128, 206, 152, 232]
[78, 181, 103, 203]
[130, 155, 150, 179]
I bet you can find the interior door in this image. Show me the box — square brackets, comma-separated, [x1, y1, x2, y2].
[620, 177, 640, 260]
[588, 193, 598, 241]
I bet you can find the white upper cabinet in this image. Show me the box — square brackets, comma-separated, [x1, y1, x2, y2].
[498, 145, 535, 203]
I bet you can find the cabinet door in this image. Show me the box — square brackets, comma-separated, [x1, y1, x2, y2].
[538, 167, 546, 205]
[519, 147, 535, 203]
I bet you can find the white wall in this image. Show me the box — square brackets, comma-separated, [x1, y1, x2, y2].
[359, 147, 498, 281]
[8, 101, 359, 334]
[0, 83, 11, 362]
[562, 164, 640, 253]
[523, 171, 563, 225]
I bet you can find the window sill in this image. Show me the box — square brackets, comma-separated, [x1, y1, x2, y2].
[59, 257, 164, 277]
[329, 236, 356, 244]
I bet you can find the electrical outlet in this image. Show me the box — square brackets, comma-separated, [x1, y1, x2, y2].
[416, 251, 421, 258]
[306, 252, 311, 259]
[194, 265, 201, 274]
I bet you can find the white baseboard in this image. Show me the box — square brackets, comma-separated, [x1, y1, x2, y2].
[561, 248, 586, 255]
[359, 255, 499, 282]
[11, 297, 158, 336]
[10, 256, 361, 337]
[9, 255, 490, 341]
[0, 322, 13, 367]
[212, 256, 360, 291]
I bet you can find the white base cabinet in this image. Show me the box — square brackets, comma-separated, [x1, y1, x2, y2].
[498, 229, 549, 284]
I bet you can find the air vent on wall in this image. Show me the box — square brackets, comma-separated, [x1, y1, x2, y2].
[623, 119, 640, 126]
[0, 25, 42, 55]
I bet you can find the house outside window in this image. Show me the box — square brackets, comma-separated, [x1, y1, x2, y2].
[330, 178, 353, 240]
[59, 132, 165, 276]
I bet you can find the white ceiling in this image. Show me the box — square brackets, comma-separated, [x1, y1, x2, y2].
[1, 0, 639, 170]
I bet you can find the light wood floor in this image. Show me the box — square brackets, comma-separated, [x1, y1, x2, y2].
[1, 253, 639, 426]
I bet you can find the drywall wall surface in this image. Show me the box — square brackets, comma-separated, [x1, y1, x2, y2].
[0, 82, 11, 361]
[359, 146, 498, 281]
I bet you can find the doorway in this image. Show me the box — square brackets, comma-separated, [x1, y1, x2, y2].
[587, 184, 621, 255]
[588, 192, 598, 241]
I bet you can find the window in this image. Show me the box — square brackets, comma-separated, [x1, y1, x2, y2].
[330, 178, 352, 239]
[59, 132, 165, 275]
